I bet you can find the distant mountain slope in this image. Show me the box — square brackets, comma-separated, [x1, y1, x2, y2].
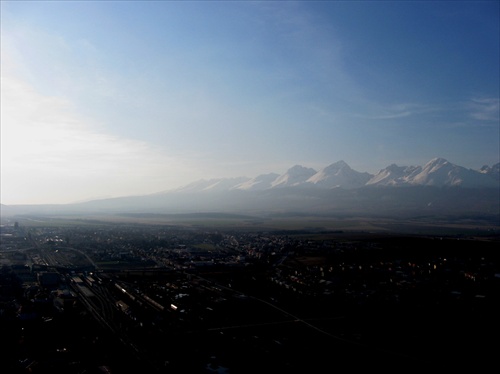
[172, 177, 251, 192]
[479, 162, 500, 180]
[234, 173, 280, 191]
[367, 164, 422, 186]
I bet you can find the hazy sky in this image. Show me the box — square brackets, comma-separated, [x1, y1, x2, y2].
[1, 1, 499, 205]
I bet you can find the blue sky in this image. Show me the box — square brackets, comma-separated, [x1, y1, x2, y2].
[1, 1, 499, 204]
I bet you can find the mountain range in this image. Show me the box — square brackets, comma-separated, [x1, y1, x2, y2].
[172, 157, 499, 192]
[1, 158, 499, 221]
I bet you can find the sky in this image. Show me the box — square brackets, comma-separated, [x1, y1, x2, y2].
[1, 1, 499, 205]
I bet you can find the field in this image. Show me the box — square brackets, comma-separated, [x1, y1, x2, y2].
[4, 212, 499, 238]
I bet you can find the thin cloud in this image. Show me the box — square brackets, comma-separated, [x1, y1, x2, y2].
[468, 97, 500, 121]
[353, 103, 436, 121]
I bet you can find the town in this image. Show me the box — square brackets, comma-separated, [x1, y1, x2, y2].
[1, 218, 499, 373]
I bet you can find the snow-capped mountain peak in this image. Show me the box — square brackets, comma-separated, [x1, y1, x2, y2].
[270, 165, 317, 188]
[410, 158, 464, 186]
[306, 160, 372, 188]
[327, 160, 350, 170]
[423, 157, 451, 172]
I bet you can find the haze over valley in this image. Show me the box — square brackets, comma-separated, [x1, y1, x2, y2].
[2, 158, 498, 234]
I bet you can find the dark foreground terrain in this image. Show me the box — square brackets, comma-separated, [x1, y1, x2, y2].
[1, 218, 499, 373]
